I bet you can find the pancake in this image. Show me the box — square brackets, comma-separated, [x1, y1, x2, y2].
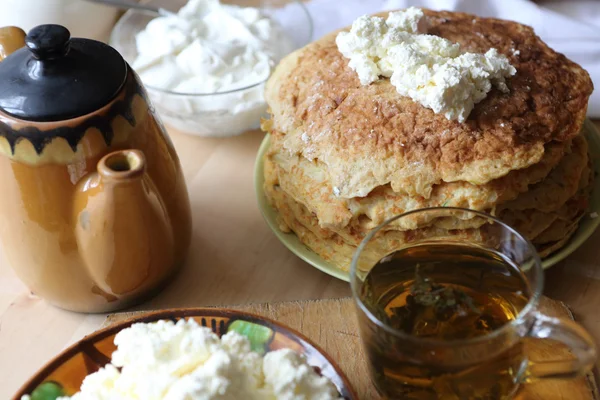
[265, 155, 361, 246]
[267, 171, 590, 270]
[537, 223, 580, 258]
[266, 172, 592, 268]
[265, 178, 485, 270]
[498, 209, 558, 241]
[534, 217, 584, 245]
[498, 158, 592, 241]
[265, 10, 593, 200]
[267, 133, 570, 230]
[265, 145, 593, 265]
[531, 163, 593, 246]
[499, 134, 588, 212]
[262, 8, 595, 270]
[554, 158, 594, 222]
[267, 134, 579, 232]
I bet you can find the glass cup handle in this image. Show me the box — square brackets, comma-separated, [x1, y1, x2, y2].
[526, 312, 597, 380]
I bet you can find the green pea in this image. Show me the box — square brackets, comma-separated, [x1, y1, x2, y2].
[228, 320, 274, 354]
[29, 381, 65, 400]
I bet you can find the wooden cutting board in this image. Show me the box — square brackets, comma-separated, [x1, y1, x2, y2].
[103, 297, 598, 399]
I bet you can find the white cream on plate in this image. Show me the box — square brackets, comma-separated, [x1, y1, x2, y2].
[336, 7, 517, 122]
[33, 319, 342, 400]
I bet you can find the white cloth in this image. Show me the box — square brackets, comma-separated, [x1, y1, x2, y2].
[298, 0, 600, 117]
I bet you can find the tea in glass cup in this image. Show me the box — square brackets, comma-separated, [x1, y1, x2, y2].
[351, 208, 596, 399]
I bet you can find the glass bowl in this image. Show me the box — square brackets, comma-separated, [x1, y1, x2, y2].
[110, 0, 313, 137]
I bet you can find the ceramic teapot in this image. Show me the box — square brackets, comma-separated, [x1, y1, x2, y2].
[0, 25, 192, 313]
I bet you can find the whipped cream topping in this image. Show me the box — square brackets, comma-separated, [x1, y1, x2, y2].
[336, 8, 517, 122]
[133, 0, 292, 94]
[39, 319, 342, 400]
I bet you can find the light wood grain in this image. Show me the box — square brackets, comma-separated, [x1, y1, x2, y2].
[0, 128, 349, 398]
[0, 122, 599, 399]
[102, 297, 597, 400]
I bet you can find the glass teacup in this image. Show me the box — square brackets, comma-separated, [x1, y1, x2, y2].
[350, 207, 596, 399]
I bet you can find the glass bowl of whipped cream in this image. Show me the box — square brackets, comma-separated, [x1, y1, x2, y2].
[110, 0, 313, 137]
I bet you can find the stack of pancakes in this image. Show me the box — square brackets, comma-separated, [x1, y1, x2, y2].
[262, 10, 594, 271]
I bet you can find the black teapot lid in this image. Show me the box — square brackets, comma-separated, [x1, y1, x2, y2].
[0, 24, 127, 122]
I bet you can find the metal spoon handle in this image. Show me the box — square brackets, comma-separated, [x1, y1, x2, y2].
[84, 0, 174, 16]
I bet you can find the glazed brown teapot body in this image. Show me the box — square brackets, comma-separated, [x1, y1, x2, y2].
[0, 25, 191, 312]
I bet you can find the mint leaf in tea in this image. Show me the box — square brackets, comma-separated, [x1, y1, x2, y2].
[358, 244, 531, 399]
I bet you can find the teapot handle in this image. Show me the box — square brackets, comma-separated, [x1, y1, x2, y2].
[0, 26, 26, 61]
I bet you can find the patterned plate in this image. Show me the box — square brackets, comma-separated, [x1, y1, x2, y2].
[255, 119, 600, 281]
[13, 309, 357, 400]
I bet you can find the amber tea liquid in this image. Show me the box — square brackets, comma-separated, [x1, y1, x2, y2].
[359, 244, 532, 400]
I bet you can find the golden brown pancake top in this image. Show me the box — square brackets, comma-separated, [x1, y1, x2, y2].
[265, 9, 593, 199]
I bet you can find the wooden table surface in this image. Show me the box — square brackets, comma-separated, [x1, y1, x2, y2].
[1, 122, 599, 399]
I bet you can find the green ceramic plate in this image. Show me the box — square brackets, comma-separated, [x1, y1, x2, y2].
[14, 309, 357, 400]
[255, 120, 600, 282]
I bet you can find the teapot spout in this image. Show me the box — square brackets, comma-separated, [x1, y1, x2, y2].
[0, 26, 25, 61]
[73, 150, 177, 298]
[99, 149, 146, 181]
